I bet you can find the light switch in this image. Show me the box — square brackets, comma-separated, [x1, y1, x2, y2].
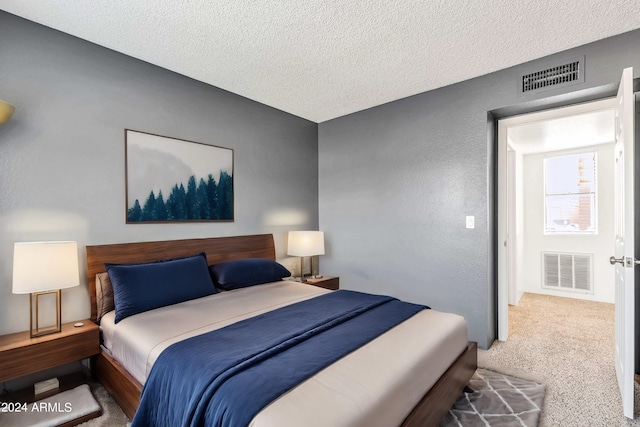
[466, 216, 475, 229]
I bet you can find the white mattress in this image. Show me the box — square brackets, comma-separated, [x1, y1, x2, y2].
[100, 281, 468, 427]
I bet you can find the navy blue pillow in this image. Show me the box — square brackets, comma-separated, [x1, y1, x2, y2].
[209, 258, 291, 291]
[106, 253, 216, 323]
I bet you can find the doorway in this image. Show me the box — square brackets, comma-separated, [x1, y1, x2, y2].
[497, 98, 616, 341]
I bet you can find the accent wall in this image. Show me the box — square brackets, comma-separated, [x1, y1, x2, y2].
[0, 12, 318, 335]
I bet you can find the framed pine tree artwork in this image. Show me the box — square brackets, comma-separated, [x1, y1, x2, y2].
[125, 129, 234, 223]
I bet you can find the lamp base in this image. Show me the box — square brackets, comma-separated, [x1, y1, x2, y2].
[296, 256, 323, 283]
[309, 256, 322, 280]
[30, 290, 62, 338]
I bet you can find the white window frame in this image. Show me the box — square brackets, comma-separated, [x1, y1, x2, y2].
[543, 151, 597, 235]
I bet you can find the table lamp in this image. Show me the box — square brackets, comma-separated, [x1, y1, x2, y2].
[13, 241, 80, 338]
[287, 231, 325, 282]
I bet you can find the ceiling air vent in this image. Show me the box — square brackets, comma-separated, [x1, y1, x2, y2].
[519, 56, 585, 96]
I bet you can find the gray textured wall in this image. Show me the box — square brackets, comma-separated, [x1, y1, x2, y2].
[0, 12, 318, 335]
[318, 29, 640, 349]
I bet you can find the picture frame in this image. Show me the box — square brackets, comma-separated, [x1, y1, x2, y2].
[125, 129, 234, 223]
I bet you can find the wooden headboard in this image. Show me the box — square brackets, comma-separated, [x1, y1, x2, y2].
[85, 234, 276, 323]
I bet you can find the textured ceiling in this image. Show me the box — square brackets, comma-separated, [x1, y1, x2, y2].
[2, 1, 640, 122]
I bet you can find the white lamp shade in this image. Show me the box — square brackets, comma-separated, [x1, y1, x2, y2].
[13, 241, 80, 294]
[287, 231, 325, 257]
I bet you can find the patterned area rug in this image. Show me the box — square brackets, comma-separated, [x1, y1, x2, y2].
[441, 369, 545, 427]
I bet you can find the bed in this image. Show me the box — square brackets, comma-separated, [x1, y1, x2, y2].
[86, 234, 476, 427]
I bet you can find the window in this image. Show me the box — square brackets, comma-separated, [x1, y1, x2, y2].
[544, 152, 597, 234]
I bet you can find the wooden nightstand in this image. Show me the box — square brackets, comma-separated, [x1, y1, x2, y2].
[305, 276, 339, 290]
[0, 320, 99, 383]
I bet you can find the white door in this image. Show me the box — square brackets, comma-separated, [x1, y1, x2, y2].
[610, 67, 635, 419]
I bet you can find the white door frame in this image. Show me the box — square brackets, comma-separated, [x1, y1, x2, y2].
[497, 98, 616, 342]
[507, 147, 518, 306]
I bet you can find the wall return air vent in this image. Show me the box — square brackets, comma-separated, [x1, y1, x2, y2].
[519, 56, 585, 95]
[542, 252, 592, 293]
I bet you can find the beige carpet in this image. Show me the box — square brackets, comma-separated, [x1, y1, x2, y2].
[479, 292, 640, 427]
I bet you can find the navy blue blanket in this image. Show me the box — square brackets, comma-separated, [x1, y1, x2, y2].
[131, 290, 426, 427]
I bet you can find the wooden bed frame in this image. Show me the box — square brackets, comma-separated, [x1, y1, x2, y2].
[86, 234, 477, 426]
